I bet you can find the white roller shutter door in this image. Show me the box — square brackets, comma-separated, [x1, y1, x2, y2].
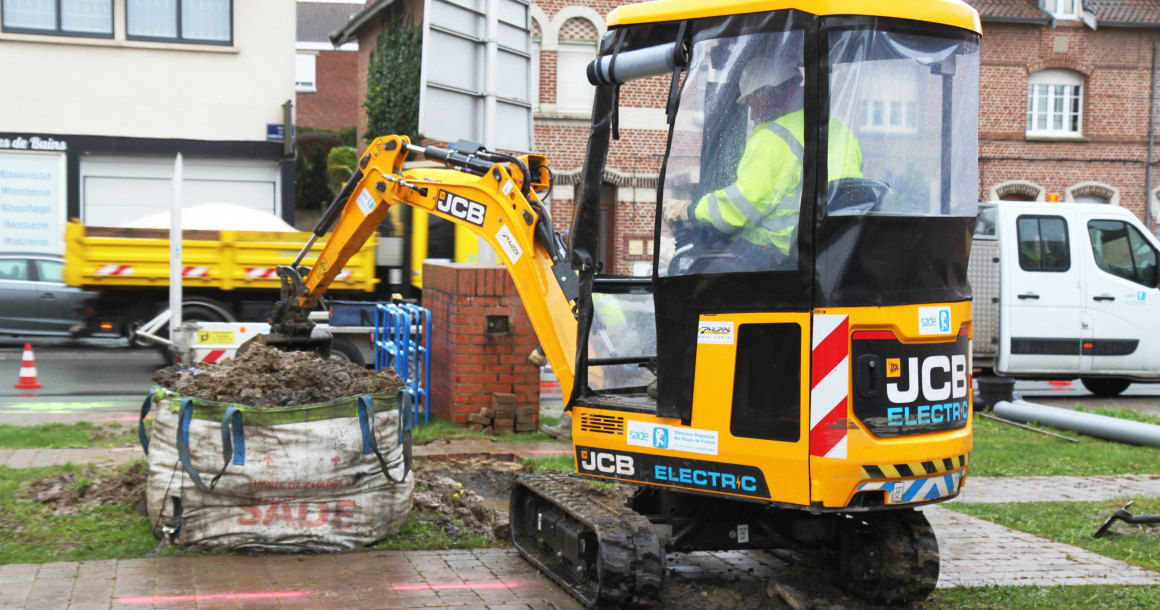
[80, 156, 279, 227]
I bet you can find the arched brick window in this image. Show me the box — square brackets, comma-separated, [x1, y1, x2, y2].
[1066, 182, 1118, 205]
[556, 17, 599, 115]
[992, 181, 1044, 202]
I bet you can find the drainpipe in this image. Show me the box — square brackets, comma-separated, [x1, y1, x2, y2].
[1148, 37, 1158, 236]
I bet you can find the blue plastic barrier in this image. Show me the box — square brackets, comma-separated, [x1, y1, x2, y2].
[374, 303, 432, 425]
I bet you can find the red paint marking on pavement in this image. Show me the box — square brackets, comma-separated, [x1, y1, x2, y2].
[393, 582, 520, 591]
[117, 591, 308, 603]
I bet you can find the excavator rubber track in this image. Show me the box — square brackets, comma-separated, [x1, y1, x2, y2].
[510, 473, 664, 608]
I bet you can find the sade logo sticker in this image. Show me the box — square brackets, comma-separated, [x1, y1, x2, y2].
[918, 306, 952, 335]
[436, 190, 486, 226]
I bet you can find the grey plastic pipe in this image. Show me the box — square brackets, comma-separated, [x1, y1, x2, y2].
[587, 42, 679, 86]
[993, 399, 1160, 447]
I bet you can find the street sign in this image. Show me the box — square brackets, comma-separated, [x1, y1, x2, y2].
[266, 124, 285, 142]
[418, 0, 533, 153]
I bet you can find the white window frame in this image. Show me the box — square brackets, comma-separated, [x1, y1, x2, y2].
[531, 40, 540, 112]
[1, 0, 114, 38]
[556, 41, 597, 116]
[296, 53, 317, 93]
[1046, 0, 1080, 20]
[1026, 69, 1084, 137]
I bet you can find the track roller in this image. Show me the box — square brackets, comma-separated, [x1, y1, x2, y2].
[838, 508, 939, 603]
[510, 474, 664, 608]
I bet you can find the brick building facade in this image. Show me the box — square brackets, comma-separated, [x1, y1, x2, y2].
[970, 0, 1160, 231]
[296, 2, 362, 132]
[336, 0, 667, 276]
[323, 0, 1160, 275]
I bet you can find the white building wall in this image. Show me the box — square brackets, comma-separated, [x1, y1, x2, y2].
[0, 0, 295, 142]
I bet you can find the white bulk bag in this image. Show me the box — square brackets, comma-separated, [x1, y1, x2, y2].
[140, 387, 414, 553]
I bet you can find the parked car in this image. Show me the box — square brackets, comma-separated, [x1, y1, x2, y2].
[0, 253, 112, 338]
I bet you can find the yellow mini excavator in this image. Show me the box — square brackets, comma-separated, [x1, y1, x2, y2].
[256, 0, 982, 606]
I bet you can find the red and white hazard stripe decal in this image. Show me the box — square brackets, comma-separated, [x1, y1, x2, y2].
[810, 314, 849, 459]
[245, 268, 278, 279]
[96, 265, 134, 276]
[200, 350, 227, 363]
[182, 266, 210, 277]
[336, 270, 353, 280]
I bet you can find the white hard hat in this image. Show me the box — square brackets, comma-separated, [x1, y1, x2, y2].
[737, 56, 804, 104]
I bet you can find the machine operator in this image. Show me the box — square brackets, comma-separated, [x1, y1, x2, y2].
[666, 54, 864, 272]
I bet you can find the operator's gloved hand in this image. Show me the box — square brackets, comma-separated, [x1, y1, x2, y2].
[662, 199, 694, 225]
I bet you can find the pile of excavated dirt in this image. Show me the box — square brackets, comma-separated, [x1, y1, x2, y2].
[152, 344, 404, 408]
[23, 462, 147, 515]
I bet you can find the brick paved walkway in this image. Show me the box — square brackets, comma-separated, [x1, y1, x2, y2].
[955, 475, 1160, 504]
[0, 549, 584, 610]
[924, 505, 1160, 587]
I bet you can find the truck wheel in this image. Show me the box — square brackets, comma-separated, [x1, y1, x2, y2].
[328, 337, 366, 368]
[1081, 378, 1131, 397]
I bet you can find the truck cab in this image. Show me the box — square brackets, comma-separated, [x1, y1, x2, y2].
[970, 201, 1160, 395]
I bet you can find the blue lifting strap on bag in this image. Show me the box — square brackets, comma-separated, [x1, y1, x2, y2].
[398, 390, 413, 478]
[138, 392, 154, 454]
[175, 398, 212, 492]
[207, 407, 246, 491]
[357, 394, 409, 484]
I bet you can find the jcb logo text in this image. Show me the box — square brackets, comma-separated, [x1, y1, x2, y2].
[437, 191, 486, 226]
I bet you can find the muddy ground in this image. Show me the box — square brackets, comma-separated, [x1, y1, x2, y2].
[152, 344, 403, 407]
[22, 462, 148, 515]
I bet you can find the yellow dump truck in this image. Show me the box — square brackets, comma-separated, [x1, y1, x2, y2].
[63, 220, 379, 344]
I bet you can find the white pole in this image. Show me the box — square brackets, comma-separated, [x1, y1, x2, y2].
[169, 153, 183, 330]
[478, 0, 499, 265]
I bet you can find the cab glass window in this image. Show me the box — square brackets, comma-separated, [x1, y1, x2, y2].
[658, 28, 806, 277]
[974, 204, 997, 239]
[828, 31, 979, 217]
[1017, 215, 1070, 271]
[0, 259, 29, 281]
[587, 292, 656, 391]
[33, 260, 64, 283]
[1088, 220, 1159, 288]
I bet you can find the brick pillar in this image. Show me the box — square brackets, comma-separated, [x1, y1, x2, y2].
[423, 261, 541, 425]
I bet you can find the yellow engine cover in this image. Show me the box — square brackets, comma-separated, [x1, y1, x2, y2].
[571, 302, 972, 511]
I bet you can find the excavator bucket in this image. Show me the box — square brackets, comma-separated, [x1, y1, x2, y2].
[237, 327, 332, 360]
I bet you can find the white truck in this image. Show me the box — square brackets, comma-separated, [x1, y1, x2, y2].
[969, 201, 1160, 396]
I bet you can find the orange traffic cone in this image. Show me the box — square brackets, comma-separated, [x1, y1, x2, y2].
[15, 343, 41, 390]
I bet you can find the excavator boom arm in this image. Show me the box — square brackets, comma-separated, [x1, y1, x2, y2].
[272, 135, 578, 400]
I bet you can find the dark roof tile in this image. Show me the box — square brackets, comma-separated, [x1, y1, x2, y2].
[298, 2, 365, 43]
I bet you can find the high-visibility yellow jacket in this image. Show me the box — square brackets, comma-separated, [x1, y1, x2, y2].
[693, 109, 863, 254]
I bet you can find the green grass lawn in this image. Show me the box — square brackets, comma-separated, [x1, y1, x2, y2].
[0, 421, 144, 450]
[947, 498, 1160, 573]
[522, 453, 573, 473]
[921, 585, 1160, 609]
[969, 412, 1160, 477]
[411, 415, 560, 445]
[0, 464, 157, 564]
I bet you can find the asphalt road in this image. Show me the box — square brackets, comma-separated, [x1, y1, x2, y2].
[0, 337, 163, 424]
